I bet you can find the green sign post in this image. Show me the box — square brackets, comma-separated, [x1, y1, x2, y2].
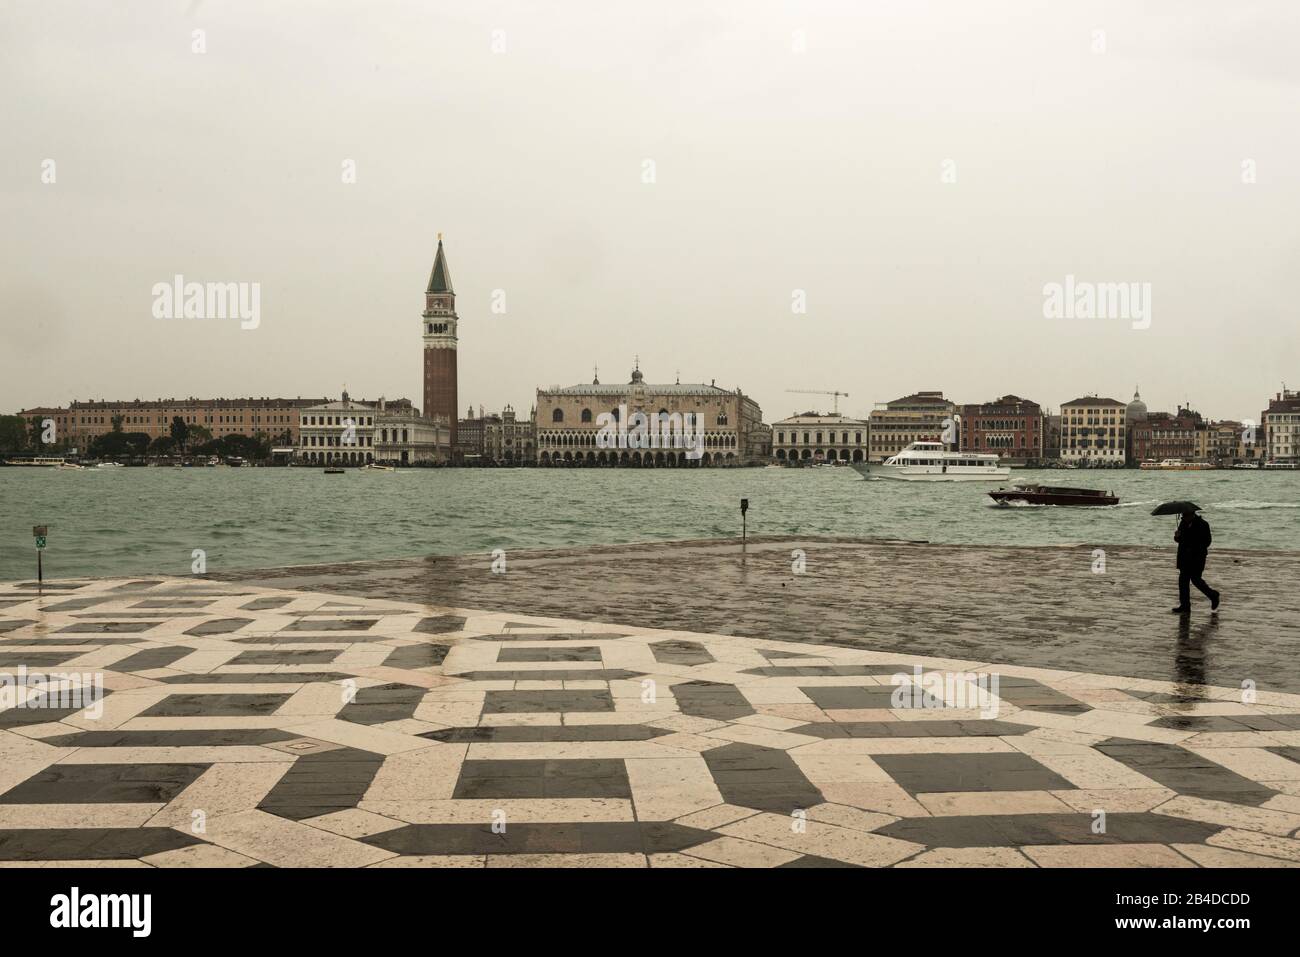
[32, 526, 48, 591]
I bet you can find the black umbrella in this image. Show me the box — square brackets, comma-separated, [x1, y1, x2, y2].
[1151, 501, 1201, 516]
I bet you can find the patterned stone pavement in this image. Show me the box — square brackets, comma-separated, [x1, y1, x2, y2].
[2, 575, 1300, 868]
[215, 538, 1300, 693]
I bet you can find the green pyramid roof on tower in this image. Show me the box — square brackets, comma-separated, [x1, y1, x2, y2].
[426, 239, 454, 295]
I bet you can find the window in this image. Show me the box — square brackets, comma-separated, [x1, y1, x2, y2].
[552, 409, 564, 423]
[581, 408, 592, 423]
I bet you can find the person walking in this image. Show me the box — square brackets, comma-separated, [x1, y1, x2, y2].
[1172, 506, 1220, 614]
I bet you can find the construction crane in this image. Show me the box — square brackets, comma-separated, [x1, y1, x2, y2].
[786, 389, 850, 414]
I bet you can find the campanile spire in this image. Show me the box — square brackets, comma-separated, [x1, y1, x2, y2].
[422, 236, 458, 449]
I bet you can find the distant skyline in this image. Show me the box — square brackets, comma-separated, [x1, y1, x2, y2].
[4, 1, 1298, 424]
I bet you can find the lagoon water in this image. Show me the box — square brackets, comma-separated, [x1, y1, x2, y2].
[1, 466, 1298, 581]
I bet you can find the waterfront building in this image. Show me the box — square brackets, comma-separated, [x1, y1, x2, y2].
[534, 365, 765, 466]
[1059, 396, 1127, 466]
[422, 236, 459, 450]
[1232, 422, 1267, 466]
[296, 393, 376, 465]
[958, 395, 1044, 465]
[1195, 419, 1215, 463]
[456, 405, 488, 461]
[483, 404, 535, 464]
[12, 406, 67, 448]
[867, 391, 955, 462]
[16, 397, 331, 452]
[771, 412, 869, 463]
[1207, 421, 1250, 466]
[1124, 387, 1148, 464]
[296, 393, 442, 465]
[373, 399, 451, 465]
[1130, 406, 1204, 464]
[1263, 389, 1300, 464]
[1043, 412, 1062, 461]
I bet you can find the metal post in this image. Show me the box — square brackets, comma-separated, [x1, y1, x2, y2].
[740, 498, 749, 555]
[33, 526, 47, 593]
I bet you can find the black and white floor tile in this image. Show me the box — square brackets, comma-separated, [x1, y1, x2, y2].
[0, 577, 1298, 867]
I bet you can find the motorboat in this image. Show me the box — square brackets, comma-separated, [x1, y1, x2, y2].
[989, 484, 1118, 507]
[1139, 459, 1214, 470]
[362, 462, 395, 472]
[850, 442, 1010, 481]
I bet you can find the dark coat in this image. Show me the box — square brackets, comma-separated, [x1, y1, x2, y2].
[1175, 514, 1212, 573]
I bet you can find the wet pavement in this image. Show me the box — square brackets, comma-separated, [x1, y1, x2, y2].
[215, 537, 1300, 694]
[1, 574, 1298, 868]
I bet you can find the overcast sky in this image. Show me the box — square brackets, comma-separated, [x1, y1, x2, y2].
[3, 0, 1298, 424]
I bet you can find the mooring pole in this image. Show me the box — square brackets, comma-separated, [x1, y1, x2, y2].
[740, 498, 749, 555]
[33, 525, 48, 594]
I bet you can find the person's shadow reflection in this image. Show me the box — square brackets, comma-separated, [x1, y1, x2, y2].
[1172, 613, 1219, 702]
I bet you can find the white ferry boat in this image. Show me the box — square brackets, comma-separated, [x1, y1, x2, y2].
[3, 456, 69, 467]
[1139, 459, 1214, 471]
[850, 441, 1010, 482]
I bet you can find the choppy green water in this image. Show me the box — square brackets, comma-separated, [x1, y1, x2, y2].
[1, 466, 1297, 581]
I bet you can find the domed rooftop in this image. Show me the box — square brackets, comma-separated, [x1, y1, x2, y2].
[1127, 386, 1148, 420]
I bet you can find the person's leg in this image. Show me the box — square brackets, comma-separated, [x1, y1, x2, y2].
[1176, 571, 1191, 610]
[1192, 573, 1221, 609]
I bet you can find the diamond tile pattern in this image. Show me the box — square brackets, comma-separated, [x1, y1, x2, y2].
[0, 576, 1298, 868]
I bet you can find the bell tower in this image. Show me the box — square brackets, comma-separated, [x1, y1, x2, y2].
[422, 235, 458, 449]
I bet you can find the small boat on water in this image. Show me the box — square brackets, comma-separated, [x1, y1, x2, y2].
[95, 462, 125, 469]
[362, 462, 395, 472]
[851, 442, 1010, 482]
[1139, 459, 1214, 470]
[989, 484, 1118, 507]
[323, 467, 345, 474]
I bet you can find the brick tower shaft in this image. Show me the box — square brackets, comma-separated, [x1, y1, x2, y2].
[421, 236, 458, 450]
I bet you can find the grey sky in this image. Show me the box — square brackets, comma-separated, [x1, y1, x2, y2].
[3, 0, 1297, 424]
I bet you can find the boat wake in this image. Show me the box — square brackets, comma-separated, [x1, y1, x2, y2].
[1208, 500, 1300, 510]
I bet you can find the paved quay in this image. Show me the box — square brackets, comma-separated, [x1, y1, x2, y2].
[217, 537, 1300, 694]
[0, 565, 1298, 868]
